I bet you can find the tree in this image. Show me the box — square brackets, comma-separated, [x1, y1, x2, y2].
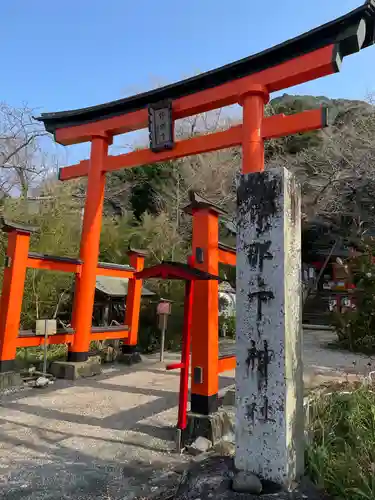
[0, 102, 51, 199]
[1, 181, 82, 327]
[267, 96, 375, 234]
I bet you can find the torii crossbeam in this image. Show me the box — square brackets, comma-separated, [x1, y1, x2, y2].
[36, 1, 374, 406]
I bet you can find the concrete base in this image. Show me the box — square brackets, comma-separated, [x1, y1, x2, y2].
[116, 351, 142, 365]
[182, 409, 234, 447]
[0, 371, 22, 390]
[49, 356, 102, 380]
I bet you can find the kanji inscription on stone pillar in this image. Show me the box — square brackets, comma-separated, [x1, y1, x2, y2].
[235, 166, 304, 487]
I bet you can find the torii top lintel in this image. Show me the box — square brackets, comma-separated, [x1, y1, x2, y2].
[37, 1, 375, 147]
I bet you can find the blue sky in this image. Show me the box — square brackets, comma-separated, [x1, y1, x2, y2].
[2, 0, 374, 163]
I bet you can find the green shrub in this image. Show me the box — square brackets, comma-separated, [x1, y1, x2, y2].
[306, 387, 375, 500]
[219, 315, 236, 338]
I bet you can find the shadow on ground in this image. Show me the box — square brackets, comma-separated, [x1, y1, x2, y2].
[0, 355, 234, 499]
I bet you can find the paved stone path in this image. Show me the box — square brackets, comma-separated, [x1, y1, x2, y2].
[0, 330, 373, 499]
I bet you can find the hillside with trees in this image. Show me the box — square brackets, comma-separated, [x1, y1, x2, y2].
[0, 94, 374, 336]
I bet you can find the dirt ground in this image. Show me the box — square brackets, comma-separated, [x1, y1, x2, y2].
[0, 329, 373, 500]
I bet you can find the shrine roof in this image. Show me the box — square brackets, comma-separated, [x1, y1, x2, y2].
[37, 1, 375, 134]
[183, 190, 227, 216]
[135, 261, 221, 281]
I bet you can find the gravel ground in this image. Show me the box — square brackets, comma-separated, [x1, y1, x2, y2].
[0, 352, 234, 500]
[0, 330, 372, 499]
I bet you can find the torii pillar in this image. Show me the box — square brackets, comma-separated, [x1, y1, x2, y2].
[69, 134, 111, 362]
[183, 192, 227, 416]
[235, 86, 304, 487]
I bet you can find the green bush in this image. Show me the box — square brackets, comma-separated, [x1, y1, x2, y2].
[137, 299, 185, 353]
[306, 387, 375, 500]
[219, 315, 236, 338]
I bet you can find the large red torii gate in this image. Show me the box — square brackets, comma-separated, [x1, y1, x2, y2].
[36, 1, 375, 415]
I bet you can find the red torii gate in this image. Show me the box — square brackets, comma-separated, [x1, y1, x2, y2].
[35, 2, 375, 415]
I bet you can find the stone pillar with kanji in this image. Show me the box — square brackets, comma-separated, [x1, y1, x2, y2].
[235, 166, 304, 487]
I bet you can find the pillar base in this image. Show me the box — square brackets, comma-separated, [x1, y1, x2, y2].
[67, 351, 88, 362]
[182, 409, 234, 447]
[191, 393, 218, 415]
[0, 370, 22, 390]
[117, 345, 142, 365]
[49, 356, 101, 380]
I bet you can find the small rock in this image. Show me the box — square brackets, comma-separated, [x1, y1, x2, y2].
[34, 376, 50, 388]
[213, 440, 235, 457]
[232, 471, 262, 495]
[187, 437, 212, 456]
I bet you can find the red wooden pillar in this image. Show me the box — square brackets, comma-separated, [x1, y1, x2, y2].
[69, 134, 110, 361]
[190, 208, 220, 415]
[123, 249, 146, 354]
[240, 85, 269, 174]
[0, 221, 34, 372]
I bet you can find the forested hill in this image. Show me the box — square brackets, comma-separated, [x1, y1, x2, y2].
[104, 93, 375, 232]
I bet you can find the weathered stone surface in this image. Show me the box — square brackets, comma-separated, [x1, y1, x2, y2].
[174, 456, 330, 500]
[116, 351, 142, 365]
[174, 456, 234, 500]
[222, 387, 235, 407]
[49, 356, 102, 380]
[100, 345, 118, 363]
[236, 167, 304, 486]
[232, 470, 262, 494]
[0, 371, 22, 390]
[213, 440, 235, 457]
[187, 436, 212, 456]
[183, 409, 234, 446]
[34, 376, 51, 388]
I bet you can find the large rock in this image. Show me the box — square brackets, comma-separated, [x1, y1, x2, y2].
[174, 456, 330, 500]
[49, 356, 102, 380]
[174, 456, 233, 500]
[183, 409, 234, 447]
[213, 440, 235, 457]
[232, 471, 262, 494]
[187, 437, 212, 456]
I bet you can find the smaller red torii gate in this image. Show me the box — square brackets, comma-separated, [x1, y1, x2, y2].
[0, 219, 146, 372]
[135, 260, 221, 431]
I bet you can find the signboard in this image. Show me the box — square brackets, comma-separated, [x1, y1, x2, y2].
[157, 302, 172, 315]
[148, 101, 174, 152]
[36, 319, 57, 336]
[156, 300, 172, 363]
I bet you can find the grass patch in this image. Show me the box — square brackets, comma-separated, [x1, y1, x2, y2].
[16, 344, 68, 369]
[306, 387, 375, 500]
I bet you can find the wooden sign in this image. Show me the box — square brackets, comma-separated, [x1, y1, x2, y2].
[148, 101, 174, 152]
[157, 302, 172, 315]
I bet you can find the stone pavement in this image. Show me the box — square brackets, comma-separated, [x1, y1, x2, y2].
[0, 329, 373, 499]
